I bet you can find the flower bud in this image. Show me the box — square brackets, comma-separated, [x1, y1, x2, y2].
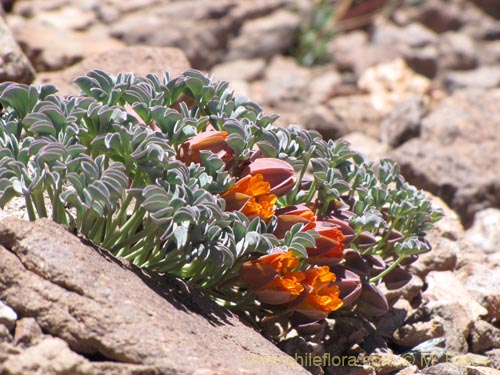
[177, 130, 231, 164]
[273, 205, 315, 239]
[241, 158, 296, 196]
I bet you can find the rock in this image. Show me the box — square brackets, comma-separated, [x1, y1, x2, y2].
[444, 66, 500, 91]
[422, 271, 488, 321]
[110, 1, 236, 69]
[261, 55, 311, 104]
[318, 96, 382, 139]
[324, 316, 371, 357]
[0, 218, 309, 375]
[471, 0, 500, 18]
[2, 337, 91, 375]
[211, 58, 266, 83]
[457, 262, 500, 321]
[394, 366, 419, 375]
[438, 32, 478, 71]
[380, 96, 426, 147]
[425, 363, 469, 375]
[308, 67, 343, 104]
[470, 320, 500, 354]
[7, 16, 125, 72]
[0, 300, 17, 331]
[325, 365, 375, 375]
[0, 15, 35, 83]
[36, 46, 191, 96]
[426, 301, 474, 353]
[390, 89, 500, 228]
[400, 0, 463, 33]
[404, 45, 439, 78]
[372, 22, 437, 49]
[14, 317, 43, 347]
[394, 320, 445, 348]
[362, 352, 411, 375]
[358, 59, 431, 113]
[0, 324, 12, 343]
[405, 337, 447, 368]
[379, 275, 424, 305]
[375, 299, 411, 339]
[341, 132, 389, 162]
[486, 349, 500, 371]
[465, 208, 500, 254]
[329, 34, 401, 78]
[226, 9, 300, 61]
[467, 367, 500, 375]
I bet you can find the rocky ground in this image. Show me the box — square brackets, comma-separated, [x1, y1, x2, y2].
[0, 0, 500, 374]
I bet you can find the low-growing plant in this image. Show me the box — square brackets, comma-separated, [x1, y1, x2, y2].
[0, 70, 441, 345]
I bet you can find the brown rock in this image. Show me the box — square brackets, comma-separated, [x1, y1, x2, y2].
[211, 58, 266, 83]
[375, 299, 412, 339]
[438, 32, 478, 71]
[467, 367, 500, 375]
[457, 262, 500, 321]
[379, 275, 424, 305]
[470, 320, 500, 354]
[0, 15, 35, 83]
[8, 16, 125, 72]
[390, 89, 500, 228]
[341, 132, 389, 162]
[13, 317, 43, 347]
[226, 9, 299, 62]
[35, 46, 191, 96]
[0, 218, 309, 375]
[465, 208, 500, 254]
[423, 271, 488, 321]
[319, 96, 382, 140]
[2, 337, 92, 375]
[380, 96, 426, 147]
[109, 1, 235, 69]
[444, 66, 500, 91]
[394, 320, 445, 348]
[363, 353, 411, 375]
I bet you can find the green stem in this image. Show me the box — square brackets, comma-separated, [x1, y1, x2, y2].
[368, 255, 404, 283]
[305, 180, 317, 206]
[24, 194, 36, 221]
[32, 190, 47, 218]
[103, 207, 146, 249]
[102, 194, 133, 246]
[288, 153, 311, 205]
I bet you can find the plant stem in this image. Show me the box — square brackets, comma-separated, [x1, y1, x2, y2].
[368, 255, 403, 283]
[24, 194, 36, 221]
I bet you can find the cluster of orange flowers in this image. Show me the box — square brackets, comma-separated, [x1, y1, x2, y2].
[240, 250, 343, 320]
[178, 129, 347, 320]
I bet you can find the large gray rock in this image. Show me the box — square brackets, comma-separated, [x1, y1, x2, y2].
[0, 218, 309, 375]
[109, 0, 291, 69]
[225, 9, 300, 62]
[390, 89, 500, 227]
[0, 15, 35, 83]
[35, 46, 191, 96]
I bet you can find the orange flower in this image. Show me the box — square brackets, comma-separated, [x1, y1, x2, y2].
[307, 221, 345, 266]
[177, 130, 231, 164]
[222, 174, 277, 221]
[239, 250, 306, 305]
[292, 266, 343, 320]
[256, 272, 305, 305]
